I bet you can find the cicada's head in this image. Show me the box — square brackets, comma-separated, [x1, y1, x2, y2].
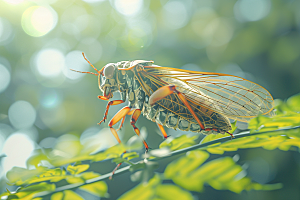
[98, 63, 119, 99]
[70, 53, 119, 100]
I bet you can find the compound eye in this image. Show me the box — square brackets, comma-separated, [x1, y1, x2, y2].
[103, 64, 115, 79]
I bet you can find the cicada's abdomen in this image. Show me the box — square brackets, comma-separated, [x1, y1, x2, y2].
[137, 73, 231, 135]
[143, 101, 231, 135]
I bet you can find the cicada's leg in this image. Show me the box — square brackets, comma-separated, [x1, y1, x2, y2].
[205, 128, 234, 139]
[98, 99, 124, 125]
[116, 109, 135, 131]
[130, 109, 149, 151]
[108, 106, 131, 179]
[149, 85, 205, 130]
[226, 131, 234, 139]
[157, 123, 168, 139]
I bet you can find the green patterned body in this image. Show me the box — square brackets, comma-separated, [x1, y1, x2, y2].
[104, 60, 231, 135]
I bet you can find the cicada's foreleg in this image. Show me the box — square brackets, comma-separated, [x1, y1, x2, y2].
[149, 85, 205, 130]
[130, 109, 149, 151]
[108, 106, 131, 179]
[98, 99, 124, 125]
[157, 123, 168, 139]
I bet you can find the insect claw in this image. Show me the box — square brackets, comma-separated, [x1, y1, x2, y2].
[98, 120, 105, 125]
[226, 131, 235, 140]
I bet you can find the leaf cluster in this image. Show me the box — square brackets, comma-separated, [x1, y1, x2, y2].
[1, 93, 300, 199]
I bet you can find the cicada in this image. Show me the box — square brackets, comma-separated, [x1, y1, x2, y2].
[72, 53, 274, 152]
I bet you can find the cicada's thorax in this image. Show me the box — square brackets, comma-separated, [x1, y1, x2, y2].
[115, 61, 231, 135]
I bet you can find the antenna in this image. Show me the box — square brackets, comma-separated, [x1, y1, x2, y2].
[70, 52, 102, 76]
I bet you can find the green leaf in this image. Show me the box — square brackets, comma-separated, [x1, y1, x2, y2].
[123, 152, 139, 161]
[165, 153, 281, 193]
[67, 164, 89, 175]
[92, 144, 126, 162]
[26, 149, 50, 168]
[51, 155, 93, 167]
[66, 177, 84, 184]
[6, 167, 46, 185]
[199, 128, 300, 154]
[120, 175, 193, 200]
[79, 181, 108, 197]
[159, 135, 198, 151]
[51, 190, 83, 200]
[18, 182, 55, 193]
[286, 93, 300, 112]
[80, 172, 100, 180]
[10, 183, 55, 200]
[28, 168, 66, 184]
[155, 184, 193, 200]
[249, 112, 300, 132]
[165, 150, 209, 178]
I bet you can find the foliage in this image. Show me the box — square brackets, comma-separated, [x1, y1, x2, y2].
[1, 93, 300, 199]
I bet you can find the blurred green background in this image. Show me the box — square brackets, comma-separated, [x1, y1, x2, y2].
[0, 0, 300, 199]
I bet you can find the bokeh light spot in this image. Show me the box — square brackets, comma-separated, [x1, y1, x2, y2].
[39, 105, 66, 130]
[3, 0, 24, 4]
[40, 89, 61, 108]
[22, 6, 58, 37]
[39, 137, 57, 148]
[35, 48, 65, 78]
[8, 101, 36, 129]
[234, 0, 271, 22]
[0, 17, 14, 45]
[82, 0, 105, 3]
[0, 64, 10, 93]
[2, 132, 35, 174]
[114, 0, 143, 16]
[163, 1, 188, 29]
[80, 127, 119, 153]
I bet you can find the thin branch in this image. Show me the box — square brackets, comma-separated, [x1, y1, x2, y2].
[33, 125, 300, 198]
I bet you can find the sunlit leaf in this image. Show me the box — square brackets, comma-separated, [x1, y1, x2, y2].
[80, 172, 100, 180]
[159, 135, 198, 151]
[165, 150, 209, 178]
[79, 181, 108, 197]
[122, 175, 194, 200]
[286, 93, 300, 112]
[92, 144, 126, 162]
[26, 149, 50, 168]
[120, 175, 193, 200]
[12, 183, 55, 200]
[123, 152, 139, 161]
[249, 112, 300, 132]
[51, 155, 93, 167]
[165, 154, 280, 193]
[67, 164, 89, 175]
[155, 184, 193, 200]
[6, 167, 46, 185]
[66, 177, 84, 184]
[51, 190, 83, 200]
[28, 168, 66, 184]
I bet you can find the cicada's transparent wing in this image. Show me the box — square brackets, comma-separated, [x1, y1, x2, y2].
[142, 66, 274, 122]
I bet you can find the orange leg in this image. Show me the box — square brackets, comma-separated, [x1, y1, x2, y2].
[157, 123, 168, 139]
[149, 85, 205, 130]
[108, 106, 131, 179]
[116, 109, 135, 131]
[98, 99, 124, 125]
[130, 109, 149, 151]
